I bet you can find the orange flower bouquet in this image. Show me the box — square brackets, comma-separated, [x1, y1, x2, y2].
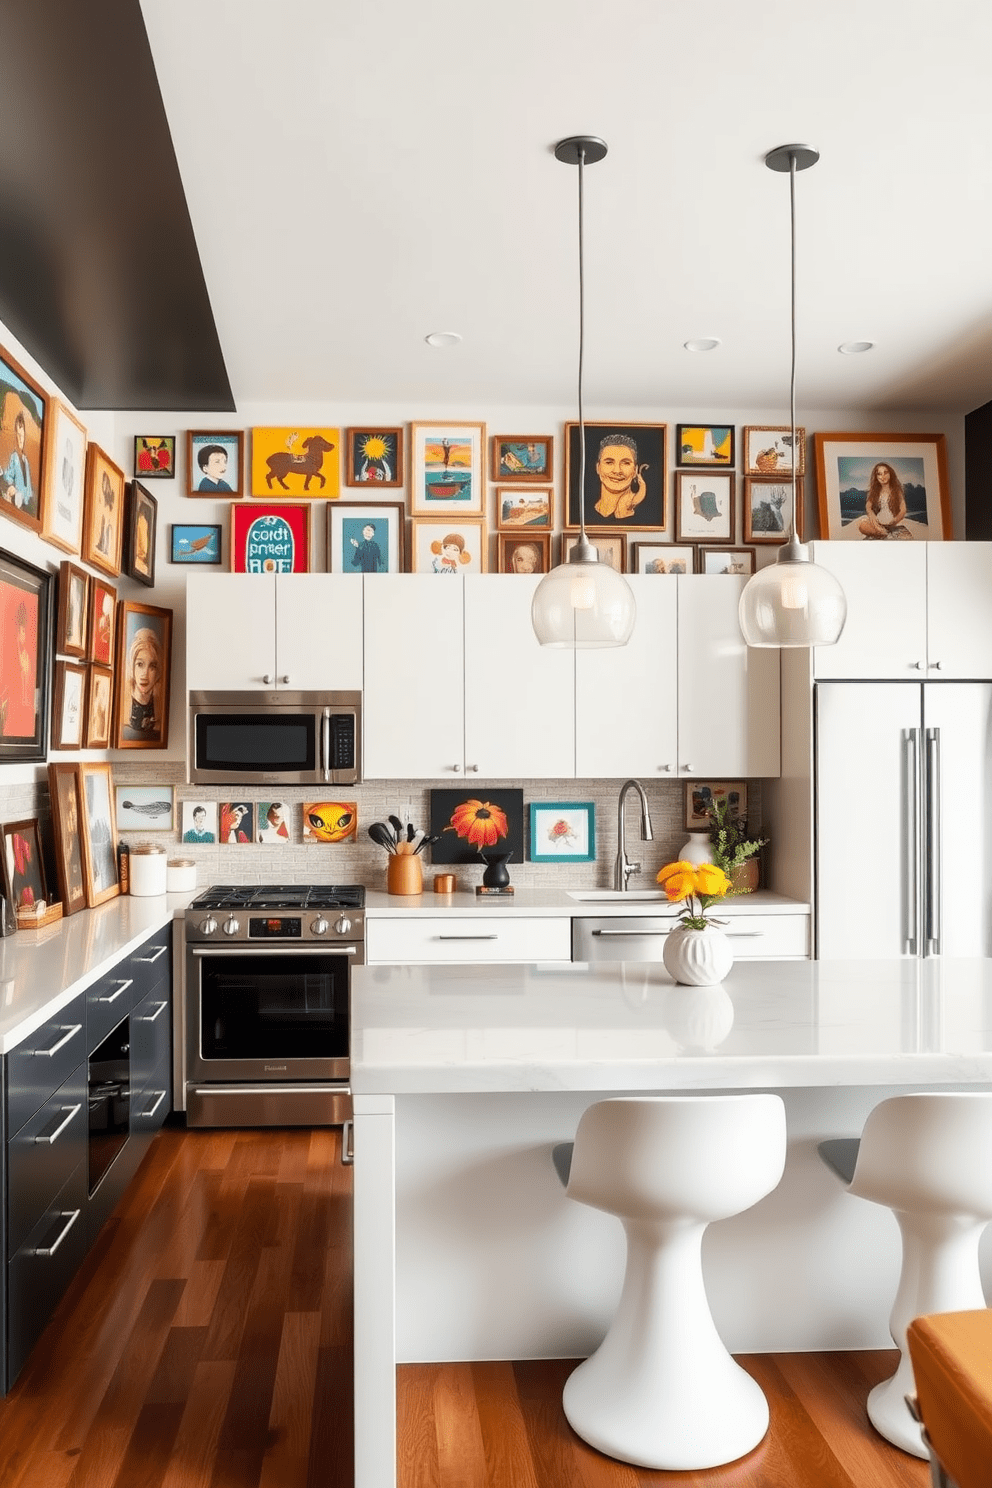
[657, 860, 731, 931]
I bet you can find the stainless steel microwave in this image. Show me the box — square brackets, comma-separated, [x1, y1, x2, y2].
[188, 690, 361, 786]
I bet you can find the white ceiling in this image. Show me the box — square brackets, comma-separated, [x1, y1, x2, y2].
[140, 0, 992, 416]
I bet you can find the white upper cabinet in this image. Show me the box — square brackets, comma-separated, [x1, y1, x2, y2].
[276, 575, 363, 691]
[924, 544, 992, 678]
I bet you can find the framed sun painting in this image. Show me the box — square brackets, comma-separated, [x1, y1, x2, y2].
[0, 345, 47, 536]
[410, 422, 486, 516]
[345, 427, 403, 487]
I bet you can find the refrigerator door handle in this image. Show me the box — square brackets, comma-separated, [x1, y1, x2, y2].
[904, 728, 921, 955]
[926, 726, 941, 955]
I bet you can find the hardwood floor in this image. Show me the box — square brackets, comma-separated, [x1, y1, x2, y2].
[0, 1127, 928, 1488]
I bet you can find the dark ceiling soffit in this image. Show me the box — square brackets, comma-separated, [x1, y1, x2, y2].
[0, 0, 234, 412]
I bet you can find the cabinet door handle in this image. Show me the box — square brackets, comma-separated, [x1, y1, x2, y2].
[138, 1090, 167, 1119]
[661, 764, 674, 772]
[32, 1023, 82, 1058]
[436, 934, 498, 941]
[280, 674, 290, 685]
[134, 944, 168, 964]
[929, 661, 942, 671]
[341, 1118, 354, 1166]
[138, 1000, 168, 1023]
[34, 1104, 82, 1145]
[97, 978, 132, 1003]
[262, 674, 273, 685]
[912, 660, 924, 670]
[32, 1208, 80, 1257]
[467, 764, 479, 772]
[683, 764, 695, 772]
[451, 764, 462, 773]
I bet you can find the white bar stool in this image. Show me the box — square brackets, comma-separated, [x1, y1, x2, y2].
[551, 1093, 787, 1470]
[818, 1092, 992, 1458]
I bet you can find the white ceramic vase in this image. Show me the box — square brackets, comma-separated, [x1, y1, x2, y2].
[663, 924, 733, 987]
[678, 831, 714, 866]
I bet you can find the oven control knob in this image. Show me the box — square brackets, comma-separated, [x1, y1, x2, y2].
[334, 916, 352, 936]
[311, 917, 330, 936]
[223, 916, 240, 936]
[199, 916, 218, 935]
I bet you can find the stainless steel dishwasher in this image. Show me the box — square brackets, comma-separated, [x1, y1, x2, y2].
[573, 915, 674, 962]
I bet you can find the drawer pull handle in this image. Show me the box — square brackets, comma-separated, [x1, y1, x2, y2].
[139, 1090, 167, 1119]
[725, 931, 763, 938]
[592, 929, 665, 938]
[436, 934, 498, 941]
[98, 978, 132, 1003]
[134, 944, 168, 964]
[341, 1118, 354, 1166]
[34, 1104, 82, 1146]
[138, 1000, 168, 1023]
[32, 1208, 80, 1258]
[32, 1023, 82, 1058]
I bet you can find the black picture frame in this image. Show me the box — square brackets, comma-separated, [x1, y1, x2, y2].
[0, 546, 52, 761]
[564, 421, 667, 531]
[122, 480, 157, 586]
[428, 788, 524, 866]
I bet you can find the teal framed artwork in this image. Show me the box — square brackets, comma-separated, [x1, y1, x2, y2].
[529, 801, 595, 863]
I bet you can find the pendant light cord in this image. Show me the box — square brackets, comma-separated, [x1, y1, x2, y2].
[577, 143, 589, 546]
[788, 152, 798, 545]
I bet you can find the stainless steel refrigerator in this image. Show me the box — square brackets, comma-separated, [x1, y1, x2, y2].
[815, 682, 992, 958]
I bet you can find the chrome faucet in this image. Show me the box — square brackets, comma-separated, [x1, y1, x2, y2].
[614, 779, 654, 891]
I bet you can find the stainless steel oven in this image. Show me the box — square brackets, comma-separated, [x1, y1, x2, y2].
[181, 885, 363, 1128]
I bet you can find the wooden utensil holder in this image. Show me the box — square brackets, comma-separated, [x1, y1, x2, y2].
[387, 847, 423, 896]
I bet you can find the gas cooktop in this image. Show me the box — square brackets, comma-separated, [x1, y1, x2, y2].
[189, 884, 365, 912]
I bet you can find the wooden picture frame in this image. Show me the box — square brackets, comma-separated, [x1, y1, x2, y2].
[684, 780, 747, 831]
[0, 344, 47, 536]
[675, 471, 735, 543]
[813, 432, 952, 542]
[87, 577, 116, 667]
[111, 600, 172, 749]
[327, 501, 405, 574]
[345, 427, 403, 488]
[187, 430, 244, 496]
[630, 541, 694, 574]
[1, 818, 48, 912]
[133, 436, 175, 479]
[743, 425, 806, 478]
[55, 560, 89, 658]
[565, 421, 667, 531]
[84, 664, 114, 749]
[51, 660, 87, 750]
[562, 533, 626, 571]
[495, 486, 553, 531]
[230, 502, 311, 573]
[250, 427, 339, 498]
[497, 532, 552, 574]
[171, 524, 222, 564]
[491, 435, 553, 483]
[115, 785, 176, 832]
[78, 762, 119, 906]
[47, 763, 87, 914]
[122, 480, 157, 585]
[410, 422, 486, 516]
[81, 443, 126, 576]
[409, 518, 486, 574]
[743, 477, 804, 544]
[698, 546, 756, 576]
[675, 424, 735, 468]
[528, 801, 595, 863]
[40, 398, 87, 554]
[0, 546, 52, 762]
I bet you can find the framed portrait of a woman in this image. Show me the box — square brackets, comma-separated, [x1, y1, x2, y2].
[81, 443, 126, 577]
[565, 421, 667, 532]
[111, 600, 172, 749]
[814, 432, 951, 542]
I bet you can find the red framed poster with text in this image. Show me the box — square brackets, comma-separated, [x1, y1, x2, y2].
[230, 502, 311, 574]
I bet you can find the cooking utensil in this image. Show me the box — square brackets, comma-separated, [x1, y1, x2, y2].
[409, 828, 425, 854]
[388, 815, 404, 841]
[368, 822, 397, 854]
[407, 822, 416, 843]
[414, 833, 440, 856]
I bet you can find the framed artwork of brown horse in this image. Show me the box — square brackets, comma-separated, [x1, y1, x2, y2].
[250, 426, 340, 498]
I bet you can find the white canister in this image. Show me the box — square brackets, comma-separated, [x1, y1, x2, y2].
[129, 844, 168, 896]
[166, 857, 197, 893]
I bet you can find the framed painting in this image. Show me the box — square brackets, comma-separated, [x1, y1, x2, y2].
[48, 763, 87, 914]
[182, 800, 219, 843]
[675, 471, 735, 543]
[497, 533, 552, 574]
[111, 600, 173, 749]
[698, 546, 756, 576]
[40, 399, 86, 554]
[116, 785, 176, 832]
[83, 664, 113, 749]
[88, 577, 116, 667]
[220, 801, 256, 844]
[171, 523, 221, 564]
[133, 436, 175, 479]
[562, 532, 626, 571]
[410, 422, 486, 516]
[302, 802, 358, 842]
[51, 660, 86, 750]
[410, 518, 486, 574]
[675, 424, 735, 468]
[345, 427, 403, 488]
[121, 480, 158, 586]
[1, 818, 47, 912]
[0, 344, 47, 535]
[491, 435, 553, 483]
[257, 801, 291, 842]
[187, 430, 244, 496]
[230, 502, 311, 573]
[528, 801, 595, 863]
[495, 486, 553, 531]
[250, 427, 339, 498]
[327, 501, 404, 574]
[630, 541, 694, 574]
[565, 421, 667, 531]
[685, 780, 747, 831]
[55, 560, 89, 658]
[743, 425, 806, 478]
[0, 547, 52, 762]
[429, 788, 524, 865]
[81, 443, 126, 577]
[743, 477, 804, 544]
[814, 432, 952, 542]
[78, 762, 119, 906]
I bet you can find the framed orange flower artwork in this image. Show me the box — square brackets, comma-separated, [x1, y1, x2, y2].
[428, 788, 524, 865]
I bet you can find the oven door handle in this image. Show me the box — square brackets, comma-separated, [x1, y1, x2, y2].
[190, 945, 360, 956]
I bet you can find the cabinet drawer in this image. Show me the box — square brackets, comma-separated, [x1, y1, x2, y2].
[87, 967, 136, 1049]
[367, 916, 572, 964]
[8, 1065, 86, 1256]
[131, 988, 171, 1094]
[124, 927, 172, 1004]
[8, 1159, 87, 1390]
[6, 994, 85, 1136]
[574, 913, 810, 963]
[722, 915, 810, 959]
[132, 1052, 171, 1138]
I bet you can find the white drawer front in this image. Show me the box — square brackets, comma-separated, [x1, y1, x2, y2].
[367, 917, 572, 964]
[721, 914, 809, 959]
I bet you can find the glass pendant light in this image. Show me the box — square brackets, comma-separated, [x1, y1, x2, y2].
[739, 145, 846, 648]
[532, 136, 636, 648]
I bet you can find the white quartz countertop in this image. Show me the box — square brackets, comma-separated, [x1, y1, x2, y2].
[362, 887, 807, 917]
[350, 957, 992, 1095]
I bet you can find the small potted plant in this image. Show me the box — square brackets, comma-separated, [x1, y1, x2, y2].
[656, 860, 733, 986]
[705, 798, 767, 895]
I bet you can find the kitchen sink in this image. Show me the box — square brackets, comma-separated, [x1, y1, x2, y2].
[567, 890, 667, 902]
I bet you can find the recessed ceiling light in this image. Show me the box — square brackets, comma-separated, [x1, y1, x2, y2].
[425, 331, 462, 348]
[683, 337, 721, 353]
[838, 340, 875, 355]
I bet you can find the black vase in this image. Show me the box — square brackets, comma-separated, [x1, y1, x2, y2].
[481, 852, 511, 889]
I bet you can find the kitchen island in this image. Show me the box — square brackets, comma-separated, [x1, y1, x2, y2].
[350, 956, 992, 1488]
